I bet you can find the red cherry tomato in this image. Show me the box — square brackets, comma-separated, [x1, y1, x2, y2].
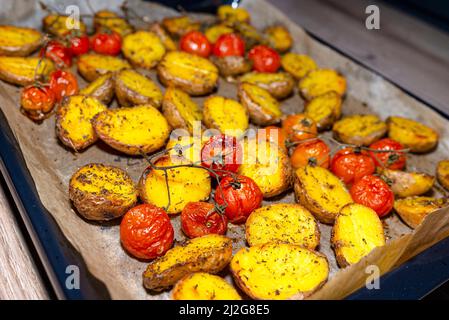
[248, 45, 281, 73]
[40, 40, 72, 68]
[214, 175, 263, 224]
[67, 33, 90, 56]
[350, 175, 394, 218]
[369, 138, 407, 170]
[212, 33, 245, 57]
[330, 148, 376, 185]
[201, 134, 242, 177]
[20, 85, 55, 121]
[120, 204, 174, 260]
[181, 202, 228, 238]
[180, 31, 212, 58]
[290, 139, 330, 169]
[49, 70, 79, 102]
[91, 32, 122, 56]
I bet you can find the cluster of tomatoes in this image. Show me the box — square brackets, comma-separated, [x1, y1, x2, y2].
[179, 30, 281, 73]
[120, 134, 263, 260]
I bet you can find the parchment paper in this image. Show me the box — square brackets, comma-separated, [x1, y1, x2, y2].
[1, 0, 449, 300]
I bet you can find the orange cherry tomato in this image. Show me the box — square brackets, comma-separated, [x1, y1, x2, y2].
[290, 139, 330, 169]
[369, 138, 406, 170]
[91, 31, 122, 56]
[180, 31, 212, 58]
[40, 40, 72, 68]
[248, 45, 281, 73]
[257, 126, 287, 151]
[282, 114, 317, 142]
[181, 202, 228, 238]
[212, 33, 245, 57]
[49, 70, 79, 102]
[350, 175, 394, 218]
[20, 85, 55, 121]
[120, 204, 174, 260]
[330, 148, 376, 185]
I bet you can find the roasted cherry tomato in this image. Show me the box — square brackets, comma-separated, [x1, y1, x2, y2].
[257, 126, 287, 152]
[20, 85, 55, 121]
[181, 202, 228, 238]
[214, 175, 263, 224]
[369, 138, 407, 170]
[49, 70, 79, 102]
[282, 114, 317, 142]
[180, 31, 212, 58]
[290, 139, 330, 169]
[330, 147, 376, 185]
[40, 40, 72, 68]
[66, 32, 90, 56]
[350, 175, 394, 218]
[120, 204, 174, 260]
[201, 134, 242, 178]
[212, 33, 245, 57]
[91, 31, 122, 56]
[248, 45, 281, 73]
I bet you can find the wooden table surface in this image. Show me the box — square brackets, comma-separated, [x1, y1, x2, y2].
[1, 0, 449, 299]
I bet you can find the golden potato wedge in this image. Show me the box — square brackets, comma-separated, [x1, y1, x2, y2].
[56, 95, 107, 151]
[238, 82, 282, 126]
[69, 163, 137, 221]
[246, 203, 320, 249]
[93, 10, 133, 37]
[210, 55, 252, 78]
[166, 134, 206, 164]
[304, 91, 342, 131]
[138, 156, 211, 214]
[265, 25, 293, 53]
[162, 87, 203, 134]
[437, 160, 449, 191]
[115, 69, 163, 108]
[387, 116, 438, 153]
[143, 234, 233, 291]
[172, 272, 241, 300]
[239, 138, 292, 198]
[77, 54, 130, 82]
[294, 165, 353, 224]
[149, 23, 177, 51]
[299, 69, 346, 100]
[379, 168, 434, 198]
[281, 53, 317, 80]
[157, 51, 219, 96]
[0, 25, 42, 57]
[333, 114, 387, 146]
[394, 196, 447, 229]
[332, 203, 385, 267]
[0, 56, 54, 86]
[205, 24, 234, 43]
[203, 96, 249, 136]
[230, 243, 329, 300]
[217, 5, 250, 23]
[43, 14, 87, 37]
[239, 72, 294, 99]
[93, 105, 170, 155]
[122, 31, 166, 69]
[79, 73, 115, 105]
[232, 22, 265, 49]
[161, 16, 201, 37]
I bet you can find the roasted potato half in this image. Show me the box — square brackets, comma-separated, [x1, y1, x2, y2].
[69, 163, 137, 221]
[281, 53, 317, 80]
[143, 234, 233, 291]
[203, 96, 249, 137]
[394, 196, 447, 229]
[162, 87, 203, 134]
[232, 22, 265, 49]
[79, 73, 115, 105]
[0, 56, 54, 86]
[299, 69, 346, 100]
[437, 160, 449, 191]
[161, 16, 201, 38]
[332, 203, 386, 267]
[43, 14, 87, 37]
[210, 56, 252, 78]
[205, 24, 234, 44]
[265, 25, 293, 53]
[139, 156, 211, 214]
[172, 273, 241, 300]
[379, 168, 434, 198]
[77, 54, 130, 82]
[0, 25, 43, 57]
[93, 105, 170, 155]
[239, 138, 292, 198]
[149, 23, 177, 51]
[115, 69, 163, 108]
[122, 31, 166, 69]
[246, 203, 320, 249]
[230, 243, 329, 300]
[387, 116, 438, 153]
[333, 114, 387, 146]
[239, 72, 294, 99]
[56, 95, 107, 151]
[158, 51, 219, 96]
[238, 82, 282, 126]
[304, 91, 342, 131]
[166, 134, 207, 164]
[93, 10, 133, 37]
[295, 165, 353, 224]
[217, 5, 250, 23]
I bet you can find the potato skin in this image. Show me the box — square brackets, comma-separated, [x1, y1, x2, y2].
[77, 54, 130, 82]
[122, 31, 166, 69]
[0, 56, 54, 86]
[304, 91, 342, 131]
[394, 196, 447, 229]
[69, 163, 138, 221]
[79, 73, 115, 105]
[437, 160, 449, 191]
[161, 16, 201, 38]
[143, 235, 233, 291]
[0, 25, 43, 57]
[239, 72, 295, 99]
[333, 114, 387, 146]
[264, 25, 293, 53]
[379, 168, 434, 198]
[210, 55, 252, 78]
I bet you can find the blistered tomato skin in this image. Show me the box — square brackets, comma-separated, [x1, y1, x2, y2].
[248, 45, 281, 73]
[49, 70, 79, 102]
[290, 139, 330, 169]
[369, 138, 406, 170]
[201, 134, 242, 177]
[40, 40, 72, 68]
[20, 85, 55, 114]
[181, 202, 228, 238]
[331, 148, 376, 185]
[180, 31, 212, 58]
[91, 32, 122, 56]
[212, 33, 245, 57]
